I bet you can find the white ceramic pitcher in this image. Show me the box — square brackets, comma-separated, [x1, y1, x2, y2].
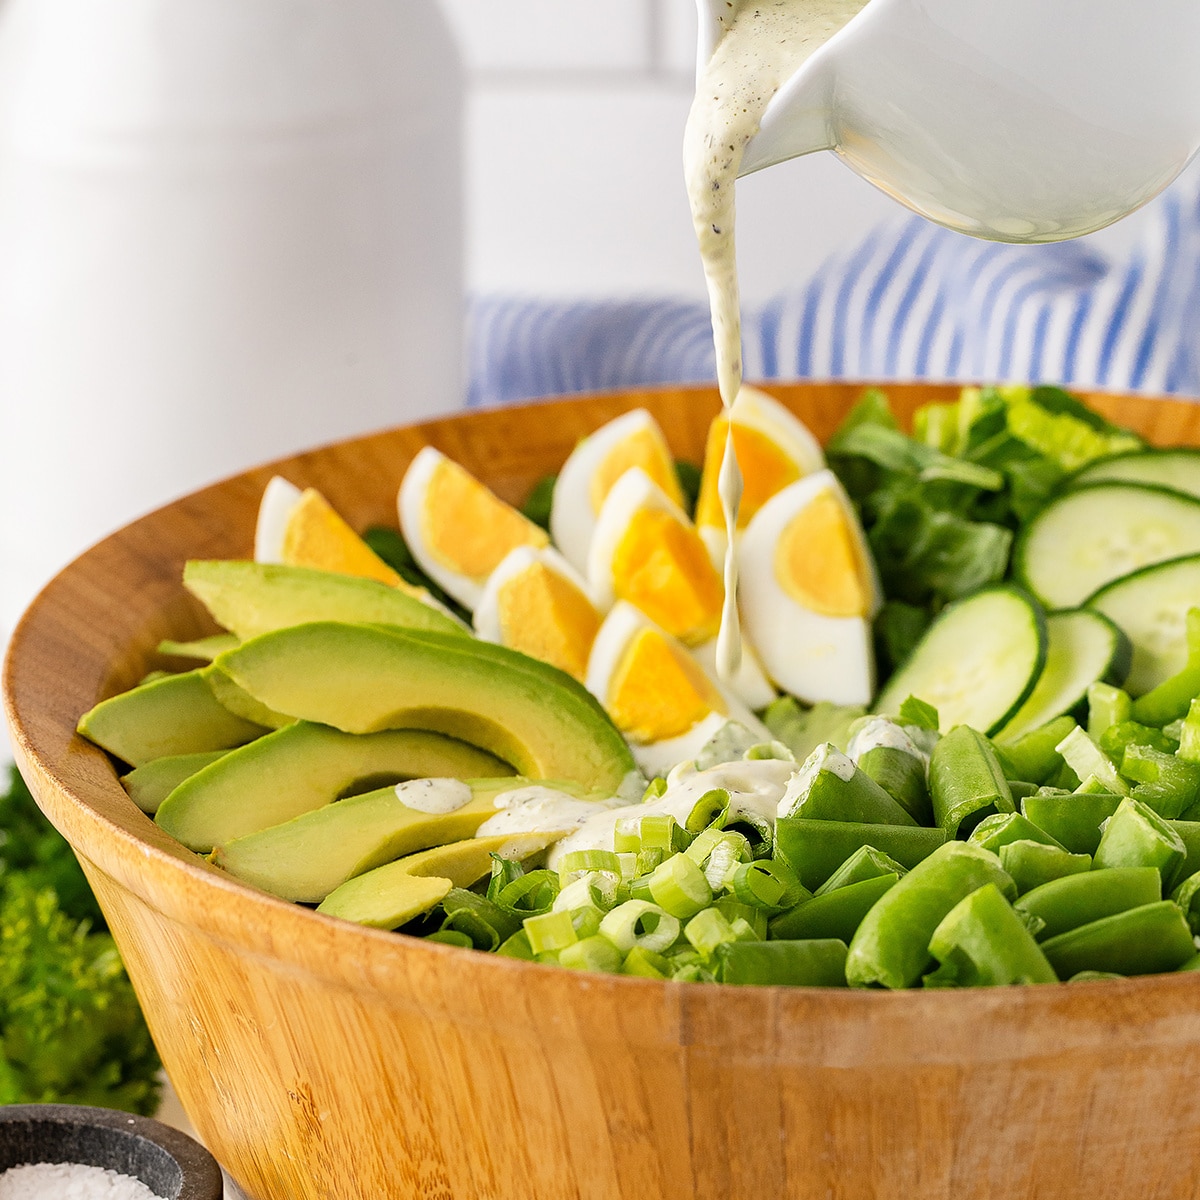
[698, 0, 1200, 243]
[0, 0, 463, 636]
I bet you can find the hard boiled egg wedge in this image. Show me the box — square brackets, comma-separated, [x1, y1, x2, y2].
[398, 446, 550, 611]
[254, 476, 416, 590]
[739, 469, 882, 706]
[551, 408, 683, 574]
[473, 546, 601, 682]
[588, 467, 723, 647]
[587, 602, 739, 777]
[695, 384, 825, 566]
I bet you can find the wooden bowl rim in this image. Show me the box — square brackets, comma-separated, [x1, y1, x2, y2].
[6, 380, 1200, 1060]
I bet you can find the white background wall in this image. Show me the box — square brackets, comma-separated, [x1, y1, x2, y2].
[441, 0, 902, 303]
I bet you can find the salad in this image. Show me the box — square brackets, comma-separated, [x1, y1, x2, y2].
[76, 383, 1200, 988]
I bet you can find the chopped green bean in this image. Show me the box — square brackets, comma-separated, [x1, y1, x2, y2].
[779, 744, 918, 826]
[714, 938, 848, 987]
[845, 841, 1014, 989]
[929, 726, 1015, 835]
[998, 840, 1091, 894]
[768, 873, 898, 943]
[924, 883, 1057, 986]
[1020, 791, 1123, 855]
[968, 812, 1065, 855]
[996, 716, 1077, 785]
[1092, 796, 1186, 882]
[1040, 901, 1195, 977]
[1014, 867, 1162, 940]
[814, 845, 908, 895]
[856, 745, 932, 824]
[774, 819, 947, 892]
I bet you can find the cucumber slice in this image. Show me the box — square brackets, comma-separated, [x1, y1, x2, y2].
[875, 585, 1047, 735]
[1086, 553, 1200, 695]
[1014, 482, 1200, 609]
[1071, 449, 1200, 499]
[994, 609, 1132, 744]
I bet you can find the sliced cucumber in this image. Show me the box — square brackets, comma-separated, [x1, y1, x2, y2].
[994, 609, 1131, 744]
[1014, 482, 1200, 609]
[1086, 553, 1200, 695]
[874, 585, 1047, 735]
[1071, 449, 1200, 499]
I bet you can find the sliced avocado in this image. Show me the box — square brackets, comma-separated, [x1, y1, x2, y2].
[215, 623, 637, 795]
[121, 750, 229, 815]
[201, 665, 294, 730]
[316, 830, 560, 929]
[211, 777, 520, 902]
[156, 721, 514, 852]
[184, 560, 465, 641]
[157, 633, 240, 662]
[78, 670, 268, 767]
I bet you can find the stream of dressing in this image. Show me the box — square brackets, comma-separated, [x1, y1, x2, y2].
[684, 0, 869, 681]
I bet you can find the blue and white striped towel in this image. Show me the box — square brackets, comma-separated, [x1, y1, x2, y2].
[468, 164, 1200, 408]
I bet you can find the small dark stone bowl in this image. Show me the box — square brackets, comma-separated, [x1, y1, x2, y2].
[0, 1104, 223, 1199]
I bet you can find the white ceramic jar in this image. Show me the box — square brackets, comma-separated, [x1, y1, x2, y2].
[0, 0, 464, 635]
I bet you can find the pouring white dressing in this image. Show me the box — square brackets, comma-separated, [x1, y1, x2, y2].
[684, 0, 870, 684]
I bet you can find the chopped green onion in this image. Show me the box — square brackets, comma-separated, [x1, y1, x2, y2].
[636, 847, 665, 875]
[685, 907, 737, 958]
[685, 788, 731, 834]
[553, 872, 618, 914]
[746, 740, 795, 761]
[616, 852, 638, 879]
[487, 854, 525, 901]
[570, 907, 603, 939]
[714, 895, 769, 939]
[730, 858, 806, 913]
[523, 910, 578, 956]
[671, 961, 716, 983]
[640, 814, 691, 854]
[559, 935, 623, 973]
[495, 869, 560, 917]
[648, 854, 713, 918]
[426, 930, 473, 949]
[440, 889, 521, 950]
[642, 777, 668, 802]
[730, 917, 759, 942]
[599, 899, 681, 954]
[557, 849, 621, 884]
[627, 875, 655, 903]
[622, 946, 671, 979]
[496, 930, 535, 960]
[613, 817, 642, 853]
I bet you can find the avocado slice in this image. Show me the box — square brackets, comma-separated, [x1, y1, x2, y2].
[156, 722, 514, 852]
[201, 665, 294, 730]
[316, 831, 561, 929]
[157, 633, 240, 662]
[121, 749, 229, 814]
[184, 560, 465, 641]
[216, 623, 636, 795]
[211, 777, 523, 902]
[78, 670, 268, 767]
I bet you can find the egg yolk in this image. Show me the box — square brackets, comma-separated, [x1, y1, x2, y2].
[695, 416, 803, 532]
[588, 426, 683, 515]
[421, 457, 549, 582]
[282, 488, 406, 588]
[774, 491, 872, 618]
[606, 627, 727, 742]
[611, 509, 724, 645]
[496, 561, 600, 681]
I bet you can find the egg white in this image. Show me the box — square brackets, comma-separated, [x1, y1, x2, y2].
[254, 476, 303, 563]
[551, 408, 678, 576]
[691, 632, 777, 711]
[738, 470, 880, 707]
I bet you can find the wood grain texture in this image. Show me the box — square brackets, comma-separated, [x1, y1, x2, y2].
[7, 381, 1200, 1200]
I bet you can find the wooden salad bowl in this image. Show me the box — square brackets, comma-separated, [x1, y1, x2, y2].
[7, 381, 1200, 1200]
